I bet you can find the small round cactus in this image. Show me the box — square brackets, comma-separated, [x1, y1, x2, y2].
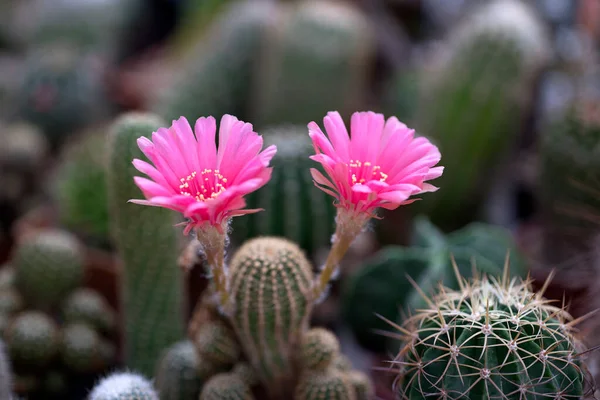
[232, 362, 259, 386]
[346, 371, 373, 400]
[60, 322, 102, 373]
[0, 266, 15, 290]
[6, 311, 59, 368]
[89, 372, 159, 400]
[390, 268, 587, 399]
[200, 373, 255, 400]
[333, 354, 353, 372]
[62, 288, 115, 334]
[154, 340, 203, 400]
[13, 229, 84, 310]
[295, 370, 356, 400]
[300, 327, 340, 371]
[227, 237, 314, 388]
[194, 321, 240, 367]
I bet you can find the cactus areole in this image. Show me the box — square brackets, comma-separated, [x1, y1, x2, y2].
[390, 265, 589, 400]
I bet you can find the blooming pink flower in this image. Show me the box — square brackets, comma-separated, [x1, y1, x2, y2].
[308, 111, 443, 218]
[130, 115, 277, 234]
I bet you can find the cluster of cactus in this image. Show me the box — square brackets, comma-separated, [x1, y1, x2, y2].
[388, 264, 590, 399]
[230, 125, 336, 259]
[389, 0, 551, 231]
[539, 98, 600, 278]
[154, 0, 374, 130]
[54, 130, 111, 249]
[15, 43, 107, 149]
[106, 113, 186, 377]
[0, 228, 116, 398]
[341, 216, 528, 353]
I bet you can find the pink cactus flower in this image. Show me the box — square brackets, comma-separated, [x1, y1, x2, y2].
[308, 111, 443, 220]
[130, 115, 277, 235]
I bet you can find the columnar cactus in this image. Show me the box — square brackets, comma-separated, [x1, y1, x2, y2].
[389, 268, 588, 399]
[88, 372, 159, 400]
[230, 126, 336, 258]
[227, 237, 314, 395]
[107, 113, 185, 376]
[155, 340, 204, 400]
[252, 0, 373, 128]
[408, 0, 551, 230]
[13, 229, 84, 310]
[200, 373, 255, 400]
[153, 1, 277, 123]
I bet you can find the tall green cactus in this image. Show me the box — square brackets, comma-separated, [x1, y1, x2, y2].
[153, 1, 276, 123]
[230, 126, 336, 259]
[407, 0, 550, 231]
[540, 100, 600, 275]
[341, 216, 528, 353]
[252, 0, 373, 128]
[107, 112, 185, 376]
[227, 237, 314, 396]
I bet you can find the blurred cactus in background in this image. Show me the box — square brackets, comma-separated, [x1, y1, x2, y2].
[230, 126, 336, 259]
[342, 216, 528, 353]
[0, 338, 12, 400]
[107, 113, 185, 377]
[402, 0, 551, 231]
[89, 372, 159, 400]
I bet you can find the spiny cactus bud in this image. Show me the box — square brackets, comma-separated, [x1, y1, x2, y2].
[389, 267, 587, 399]
[60, 322, 103, 373]
[228, 237, 314, 390]
[62, 288, 115, 334]
[333, 354, 353, 372]
[300, 328, 340, 371]
[295, 370, 356, 400]
[13, 229, 84, 310]
[155, 340, 203, 400]
[6, 311, 59, 369]
[232, 362, 258, 386]
[199, 373, 255, 400]
[347, 371, 373, 400]
[89, 372, 158, 400]
[194, 321, 240, 367]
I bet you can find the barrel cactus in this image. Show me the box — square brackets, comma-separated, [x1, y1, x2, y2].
[341, 216, 528, 353]
[13, 229, 84, 310]
[227, 237, 314, 395]
[389, 269, 588, 399]
[89, 372, 159, 400]
[230, 126, 336, 259]
[107, 112, 185, 376]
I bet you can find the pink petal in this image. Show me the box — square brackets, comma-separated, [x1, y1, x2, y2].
[323, 111, 350, 160]
[132, 159, 173, 190]
[349, 111, 384, 161]
[352, 184, 372, 194]
[308, 122, 337, 159]
[195, 116, 217, 169]
[310, 168, 336, 190]
[133, 176, 172, 197]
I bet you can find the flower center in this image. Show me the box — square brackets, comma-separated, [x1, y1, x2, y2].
[347, 160, 388, 185]
[179, 169, 228, 202]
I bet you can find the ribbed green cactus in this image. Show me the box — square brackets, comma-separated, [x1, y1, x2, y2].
[60, 322, 103, 373]
[540, 100, 600, 273]
[6, 311, 59, 369]
[55, 131, 111, 248]
[13, 229, 84, 310]
[230, 126, 336, 258]
[200, 373, 255, 400]
[295, 370, 355, 400]
[299, 328, 340, 371]
[341, 216, 528, 353]
[155, 340, 204, 400]
[107, 112, 185, 376]
[407, 0, 550, 230]
[0, 339, 12, 400]
[194, 320, 240, 367]
[61, 288, 115, 334]
[89, 372, 159, 400]
[153, 1, 276, 123]
[390, 269, 587, 399]
[252, 0, 373, 127]
[227, 237, 314, 394]
[16, 44, 105, 148]
[347, 371, 373, 400]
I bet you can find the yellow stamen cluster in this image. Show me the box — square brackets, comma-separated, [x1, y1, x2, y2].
[347, 160, 388, 186]
[179, 169, 228, 202]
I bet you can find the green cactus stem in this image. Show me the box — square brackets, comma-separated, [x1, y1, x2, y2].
[107, 112, 185, 376]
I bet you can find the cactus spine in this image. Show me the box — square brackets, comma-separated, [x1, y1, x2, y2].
[390, 266, 586, 399]
[154, 340, 204, 400]
[230, 126, 336, 258]
[200, 373, 255, 400]
[89, 372, 159, 400]
[252, 0, 373, 128]
[227, 237, 314, 395]
[107, 113, 185, 376]
[410, 0, 550, 230]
